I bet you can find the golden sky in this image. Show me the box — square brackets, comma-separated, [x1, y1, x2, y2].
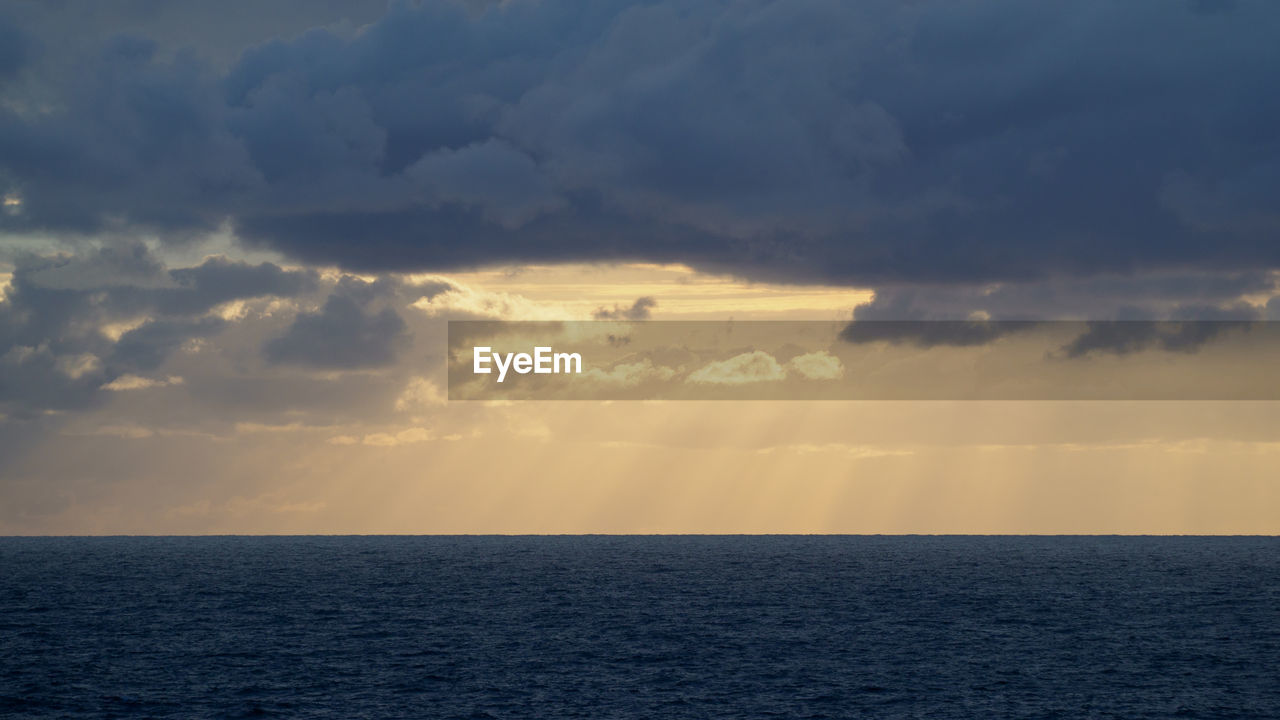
[4, 256, 1278, 535]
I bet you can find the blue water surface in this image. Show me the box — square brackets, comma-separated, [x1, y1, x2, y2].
[2, 536, 1278, 718]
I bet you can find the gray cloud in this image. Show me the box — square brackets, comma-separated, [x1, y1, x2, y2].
[593, 296, 657, 320]
[1059, 315, 1263, 358]
[160, 257, 318, 314]
[1, 1, 1278, 285]
[838, 316, 1266, 357]
[5, 1, 388, 69]
[110, 316, 226, 373]
[263, 282, 410, 369]
[856, 273, 1274, 321]
[839, 272, 1279, 347]
[0, 243, 317, 415]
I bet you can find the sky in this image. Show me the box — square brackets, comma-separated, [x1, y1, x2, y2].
[1, 0, 1279, 534]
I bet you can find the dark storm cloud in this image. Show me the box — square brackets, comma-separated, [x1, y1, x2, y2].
[836, 318, 1267, 357]
[3, 243, 318, 319]
[835, 270, 1277, 346]
[1058, 309, 1264, 358]
[0, 243, 317, 415]
[1, 0, 1278, 284]
[1192, 0, 1239, 15]
[3, 0, 391, 69]
[160, 256, 319, 314]
[262, 280, 409, 369]
[1057, 321, 1250, 358]
[851, 273, 1278, 323]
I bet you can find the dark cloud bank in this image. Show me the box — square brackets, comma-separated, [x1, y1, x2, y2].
[2, 0, 1279, 285]
[838, 319, 1265, 357]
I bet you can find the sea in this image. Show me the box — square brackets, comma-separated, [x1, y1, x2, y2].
[2, 536, 1277, 719]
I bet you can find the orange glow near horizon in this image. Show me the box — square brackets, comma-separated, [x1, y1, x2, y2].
[5, 262, 1280, 535]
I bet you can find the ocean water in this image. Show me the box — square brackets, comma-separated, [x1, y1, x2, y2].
[2, 536, 1278, 719]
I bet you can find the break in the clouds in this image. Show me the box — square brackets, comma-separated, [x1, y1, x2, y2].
[2, 0, 1279, 285]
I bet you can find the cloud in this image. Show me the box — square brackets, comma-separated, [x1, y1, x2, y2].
[0, 13, 30, 81]
[840, 320, 1030, 348]
[1192, 0, 1238, 16]
[0, 243, 318, 415]
[0, 342, 106, 413]
[356, 427, 434, 447]
[6, 245, 318, 316]
[839, 316, 1265, 357]
[406, 138, 568, 229]
[852, 272, 1277, 320]
[839, 270, 1278, 345]
[2, 1, 1279, 285]
[787, 351, 843, 380]
[755, 443, 914, 459]
[394, 376, 447, 411]
[1057, 319, 1260, 358]
[161, 256, 319, 314]
[408, 280, 571, 320]
[583, 358, 677, 386]
[73, 423, 157, 440]
[592, 296, 657, 320]
[263, 288, 409, 369]
[686, 350, 786, 385]
[101, 374, 185, 391]
[111, 316, 226, 373]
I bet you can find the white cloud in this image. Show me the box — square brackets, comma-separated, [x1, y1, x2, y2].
[686, 351, 786, 385]
[788, 351, 844, 380]
[99, 317, 150, 342]
[102, 374, 185, 391]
